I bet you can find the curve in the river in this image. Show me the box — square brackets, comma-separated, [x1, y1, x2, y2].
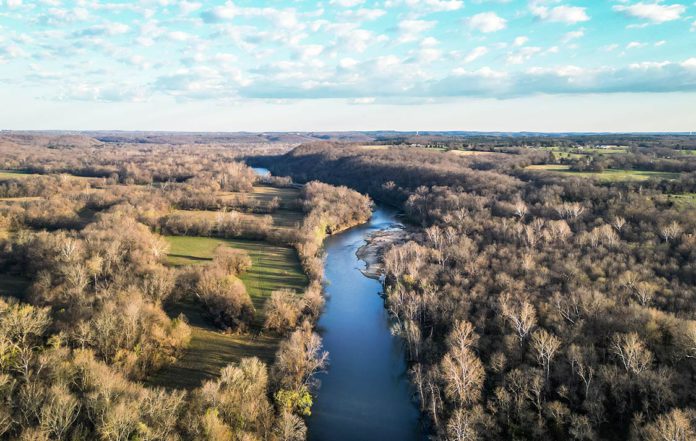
[307, 207, 422, 441]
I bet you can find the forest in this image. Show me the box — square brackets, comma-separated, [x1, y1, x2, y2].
[0, 134, 371, 440]
[1, 132, 696, 440]
[252, 139, 696, 440]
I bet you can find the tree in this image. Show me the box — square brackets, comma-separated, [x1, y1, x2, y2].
[610, 333, 652, 375]
[500, 295, 537, 343]
[531, 329, 561, 381]
[639, 408, 695, 441]
[440, 346, 485, 406]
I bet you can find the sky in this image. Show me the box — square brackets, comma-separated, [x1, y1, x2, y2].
[0, 0, 695, 132]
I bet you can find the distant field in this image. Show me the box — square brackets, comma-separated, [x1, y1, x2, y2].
[448, 149, 497, 156]
[0, 196, 42, 203]
[664, 193, 696, 210]
[156, 235, 306, 388]
[220, 184, 301, 204]
[173, 208, 303, 228]
[358, 145, 389, 150]
[541, 146, 627, 156]
[0, 170, 33, 180]
[526, 164, 680, 181]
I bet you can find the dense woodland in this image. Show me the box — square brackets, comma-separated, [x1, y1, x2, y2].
[254, 141, 696, 440]
[0, 135, 371, 440]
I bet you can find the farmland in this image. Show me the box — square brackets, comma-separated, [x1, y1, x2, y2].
[525, 164, 680, 181]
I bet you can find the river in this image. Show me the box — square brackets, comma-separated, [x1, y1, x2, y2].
[251, 167, 422, 440]
[307, 207, 422, 441]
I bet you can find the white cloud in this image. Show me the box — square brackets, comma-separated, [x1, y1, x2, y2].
[513, 36, 529, 47]
[339, 8, 386, 21]
[464, 46, 488, 63]
[466, 12, 507, 33]
[613, 2, 686, 24]
[562, 29, 584, 43]
[329, 0, 365, 6]
[167, 31, 192, 42]
[507, 46, 542, 64]
[397, 19, 436, 42]
[626, 41, 646, 49]
[179, 1, 202, 15]
[531, 4, 590, 24]
[654, 40, 666, 47]
[423, 0, 463, 12]
[6, 0, 22, 8]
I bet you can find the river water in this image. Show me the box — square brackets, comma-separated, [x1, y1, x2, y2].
[250, 167, 421, 440]
[307, 207, 422, 441]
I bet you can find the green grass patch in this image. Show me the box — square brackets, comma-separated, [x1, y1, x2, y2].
[220, 184, 301, 208]
[174, 208, 303, 229]
[165, 236, 307, 317]
[152, 235, 308, 389]
[0, 170, 33, 180]
[664, 193, 696, 210]
[526, 164, 680, 182]
[147, 297, 280, 389]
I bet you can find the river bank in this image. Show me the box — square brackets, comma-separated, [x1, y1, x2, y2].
[356, 225, 411, 279]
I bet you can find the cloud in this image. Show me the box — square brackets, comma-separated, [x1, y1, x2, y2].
[179, 1, 202, 15]
[626, 41, 646, 49]
[531, 4, 590, 24]
[562, 29, 584, 43]
[507, 46, 542, 64]
[397, 19, 436, 42]
[73, 23, 130, 37]
[201, 4, 237, 23]
[464, 46, 488, 63]
[339, 8, 386, 21]
[329, 0, 365, 6]
[613, 2, 686, 24]
[466, 12, 507, 33]
[513, 36, 529, 47]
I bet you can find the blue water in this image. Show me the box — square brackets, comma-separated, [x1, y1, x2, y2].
[307, 208, 422, 441]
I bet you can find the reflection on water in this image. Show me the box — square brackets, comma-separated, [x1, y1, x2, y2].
[307, 208, 422, 441]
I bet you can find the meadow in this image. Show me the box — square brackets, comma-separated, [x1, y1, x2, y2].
[152, 234, 308, 388]
[525, 164, 680, 181]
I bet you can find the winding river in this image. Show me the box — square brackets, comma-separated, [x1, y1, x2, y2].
[252, 167, 422, 440]
[307, 207, 422, 441]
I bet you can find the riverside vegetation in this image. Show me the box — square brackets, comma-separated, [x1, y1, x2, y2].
[0, 134, 371, 440]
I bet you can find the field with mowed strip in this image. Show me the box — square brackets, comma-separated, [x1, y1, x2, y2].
[149, 234, 308, 388]
[525, 164, 680, 181]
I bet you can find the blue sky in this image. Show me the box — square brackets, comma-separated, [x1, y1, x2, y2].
[0, 0, 695, 131]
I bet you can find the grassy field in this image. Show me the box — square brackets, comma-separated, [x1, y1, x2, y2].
[174, 208, 303, 229]
[526, 164, 680, 181]
[220, 184, 301, 208]
[448, 149, 498, 156]
[153, 235, 307, 388]
[0, 170, 33, 180]
[664, 193, 696, 210]
[147, 297, 280, 389]
[165, 235, 307, 317]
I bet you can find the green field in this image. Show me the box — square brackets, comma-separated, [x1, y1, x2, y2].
[152, 235, 308, 389]
[526, 164, 680, 181]
[0, 170, 33, 180]
[174, 208, 303, 229]
[664, 193, 696, 210]
[165, 235, 307, 318]
[220, 184, 302, 209]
